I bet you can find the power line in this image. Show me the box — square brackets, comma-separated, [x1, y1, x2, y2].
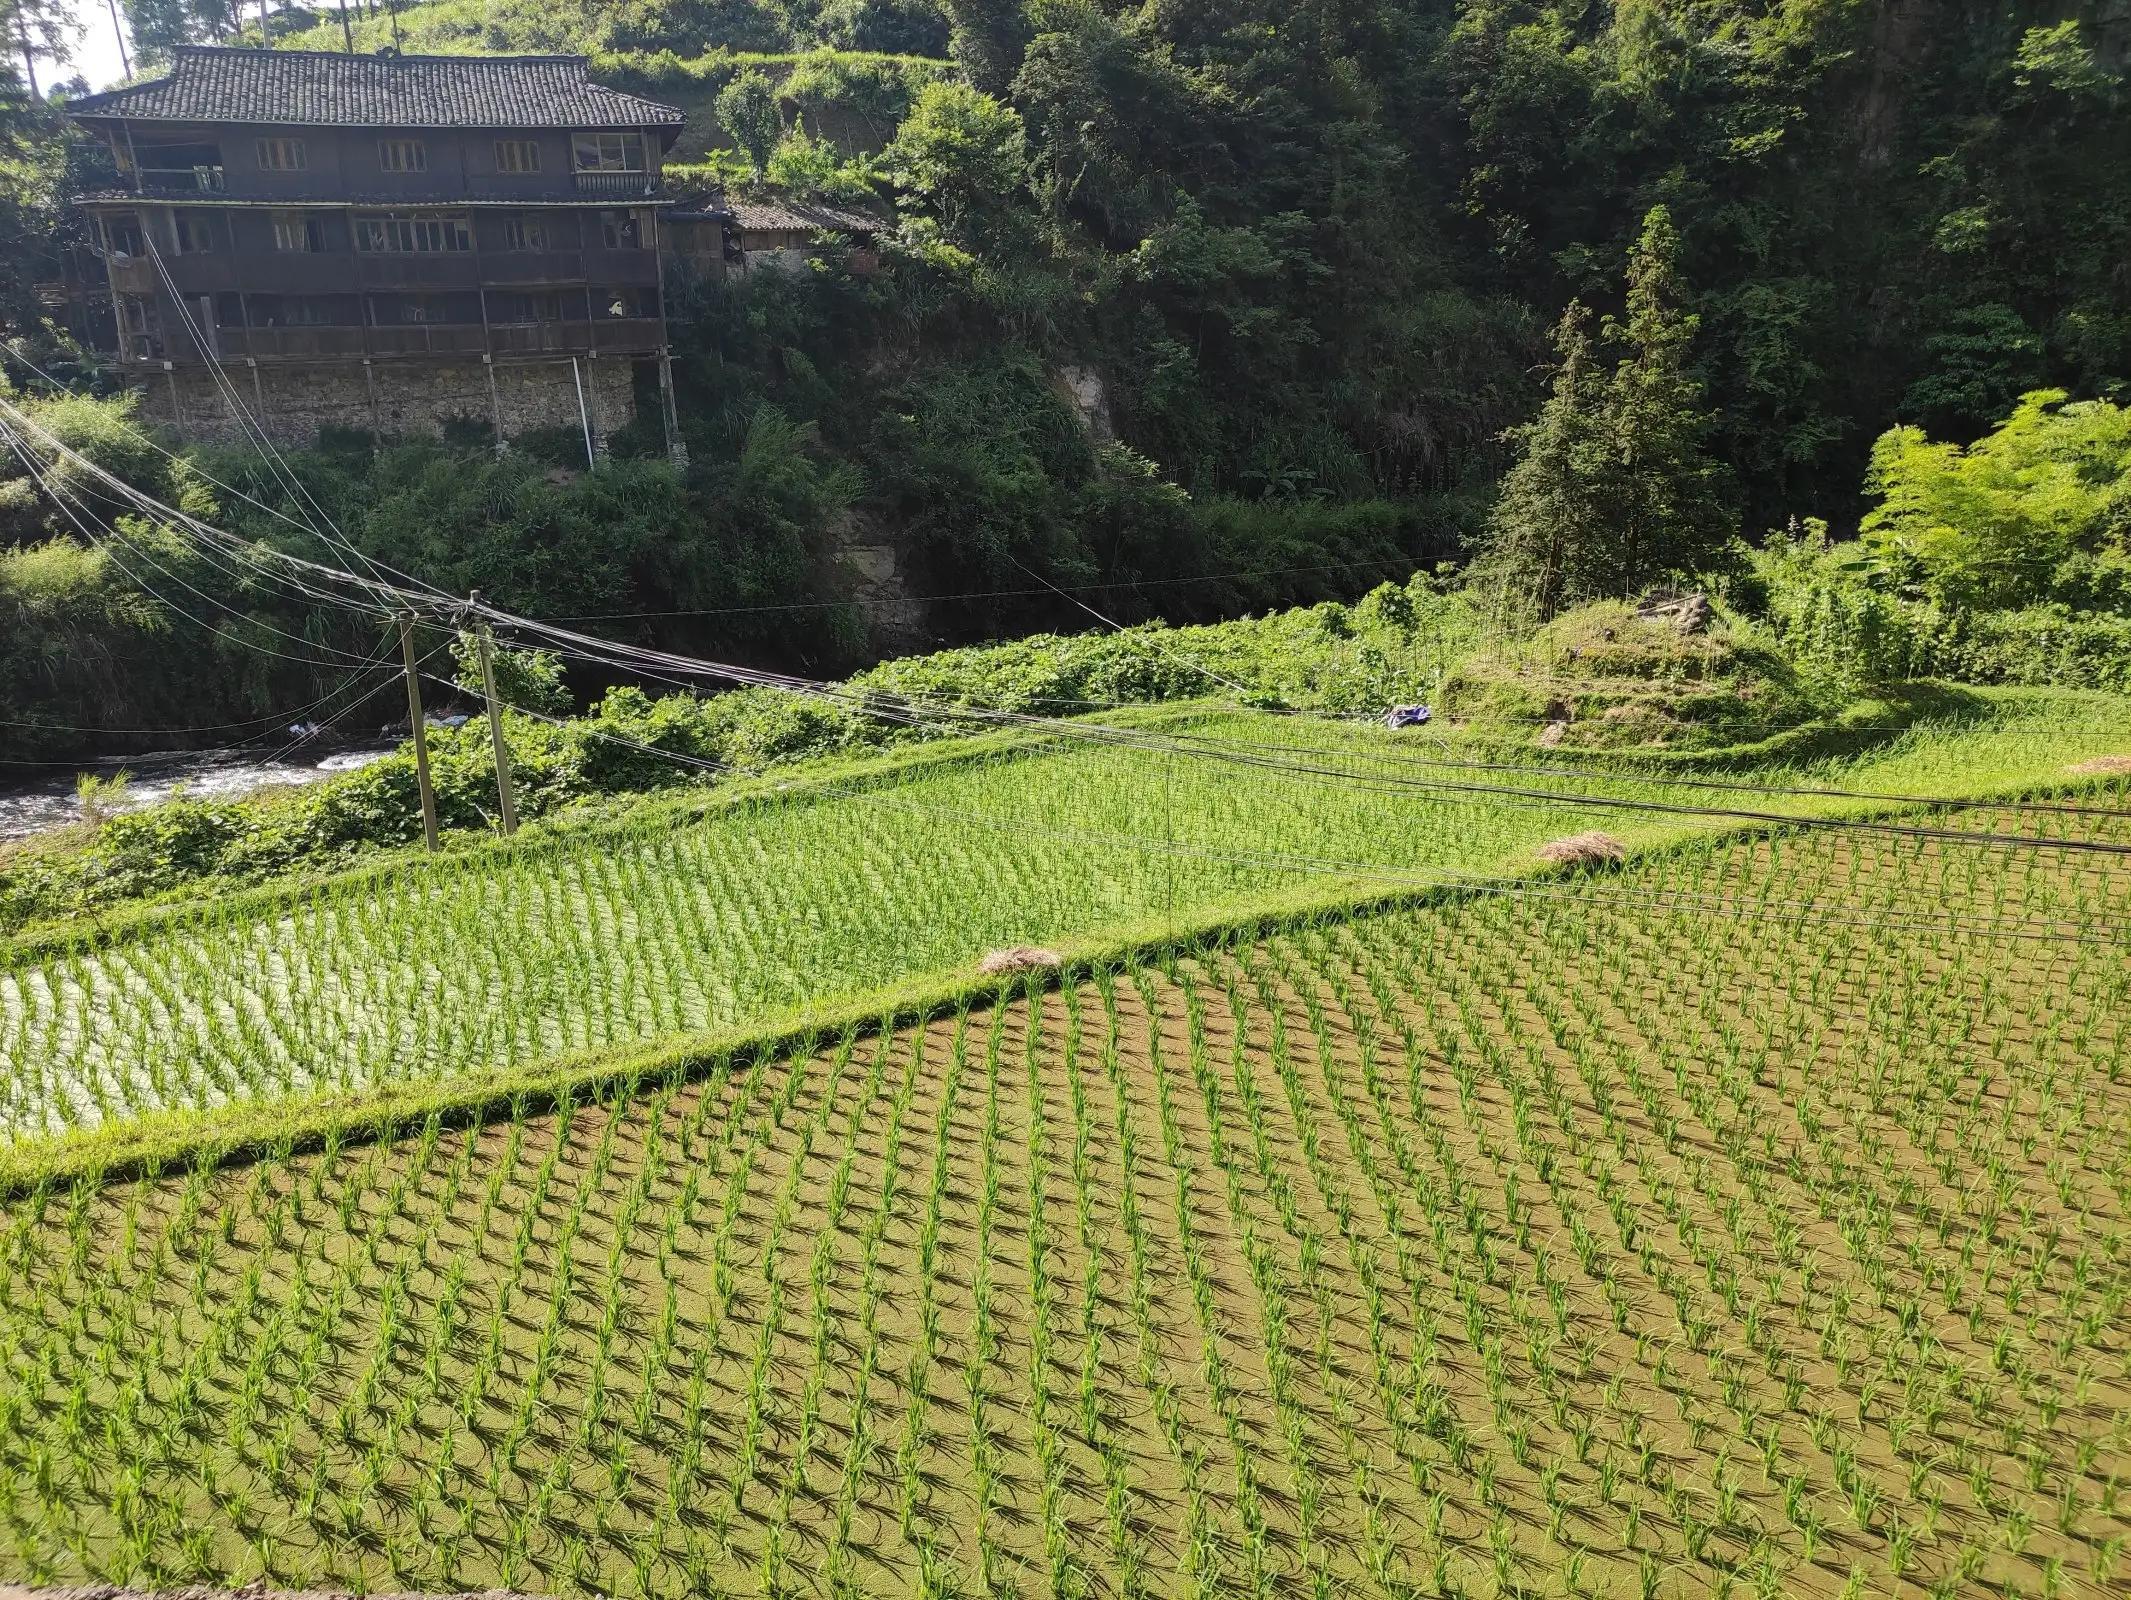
[448, 683, 2129, 948]
[142, 236, 457, 609]
[8, 395, 2128, 863]
[1129, 720, 2131, 822]
[0, 416, 390, 670]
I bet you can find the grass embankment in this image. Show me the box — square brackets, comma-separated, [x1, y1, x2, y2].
[0, 688, 2125, 1173]
[0, 817, 2123, 1597]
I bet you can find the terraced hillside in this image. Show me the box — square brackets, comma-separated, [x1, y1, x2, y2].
[0, 811, 2125, 1598]
[2, 694, 2122, 1150]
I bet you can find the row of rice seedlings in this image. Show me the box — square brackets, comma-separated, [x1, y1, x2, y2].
[1011, 983, 1093, 1599]
[1101, 967, 1289, 1600]
[822, 1017, 929, 1592]
[895, 1006, 973, 1597]
[1079, 973, 1232, 1595]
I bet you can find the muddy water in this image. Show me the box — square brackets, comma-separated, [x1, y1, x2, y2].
[0, 743, 394, 841]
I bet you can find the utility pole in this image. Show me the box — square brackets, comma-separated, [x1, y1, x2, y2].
[398, 614, 440, 852]
[469, 591, 518, 837]
[104, 0, 131, 78]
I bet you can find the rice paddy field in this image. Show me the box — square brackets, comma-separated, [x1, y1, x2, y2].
[0, 795, 2127, 1598]
[1, 693, 2124, 1145]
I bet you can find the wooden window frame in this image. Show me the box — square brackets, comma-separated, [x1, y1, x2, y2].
[255, 137, 307, 172]
[500, 216, 551, 252]
[378, 138, 430, 174]
[354, 212, 473, 254]
[494, 139, 542, 175]
[571, 132, 646, 174]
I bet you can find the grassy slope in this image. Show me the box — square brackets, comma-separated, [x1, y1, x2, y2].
[1, 687, 2125, 1184]
[0, 816, 2123, 1596]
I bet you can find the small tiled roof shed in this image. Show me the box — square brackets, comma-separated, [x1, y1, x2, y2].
[727, 197, 887, 249]
[68, 45, 685, 134]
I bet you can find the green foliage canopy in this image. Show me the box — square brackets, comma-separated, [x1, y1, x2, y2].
[1863, 390, 2131, 612]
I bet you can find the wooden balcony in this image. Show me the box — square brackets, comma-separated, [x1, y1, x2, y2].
[365, 325, 491, 357]
[105, 256, 158, 295]
[491, 317, 663, 356]
[573, 170, 656, 198]
[140, 249, 658, 297]
[136, 167, 226, 195]
[355, 253, 483, 290]
[173, 317, 665, 363]
[212, 327, 370, 360]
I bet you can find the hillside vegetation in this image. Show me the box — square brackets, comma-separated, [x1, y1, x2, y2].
[3, 1, 2126, 750]
[0, 9, 2125, 1593]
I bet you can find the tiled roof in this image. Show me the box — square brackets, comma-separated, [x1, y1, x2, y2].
[68, 46, 684, 130]
[727, 197, 885, 236]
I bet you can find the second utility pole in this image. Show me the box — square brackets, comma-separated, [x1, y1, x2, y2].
[469, 591, 518, 837]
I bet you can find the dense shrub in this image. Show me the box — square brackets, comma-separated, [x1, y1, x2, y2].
[1744, 520, 2131, 696]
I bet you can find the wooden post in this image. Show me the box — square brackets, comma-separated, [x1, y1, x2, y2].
[398, 614, 440, 852]
[570, 356, 596, 470]
[469, 591, 519, 837]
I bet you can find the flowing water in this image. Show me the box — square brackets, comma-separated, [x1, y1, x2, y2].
[0, 743, 394, 841]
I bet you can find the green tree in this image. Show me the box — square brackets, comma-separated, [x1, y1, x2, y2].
[4, 0, 74, 99]
[123, 0, 198, 65]
[884, 79, 1026, 261]
[1863, 389, 2131, 611]
[450, 633, 572, 717]
[716, 66, 782, 178]
[1469, 300, 1605, 617]
[1474, 206, 1731, 617]
[940, 0, 1026, 97]
[1600, 206, 1732, 588]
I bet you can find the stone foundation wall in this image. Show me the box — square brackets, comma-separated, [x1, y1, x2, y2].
[135, 356, 640, 451]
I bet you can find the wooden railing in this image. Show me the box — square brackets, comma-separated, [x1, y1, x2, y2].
[573, 170, 656, 198]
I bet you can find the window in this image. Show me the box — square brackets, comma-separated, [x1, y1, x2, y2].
[378, 139, 429, 173]
[255, 137, 306, 171]
[132, 140, 224, 191]
[118, 296, 148, 333]
[572, 132, 646, 173]
[490, 290, 569, 324]
[599, 209, 643, 250]
[172, 212, 217, 254]
[354, 212, 471, 253]
[494, 139, 541, 174]
[103, 214, 145, 257]
[602, 286, 656, 319]
[499, 217, 552, 252]
[271, 212, 331, 253]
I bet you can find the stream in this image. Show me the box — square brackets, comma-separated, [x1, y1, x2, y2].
[0, 742, 396, 842]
